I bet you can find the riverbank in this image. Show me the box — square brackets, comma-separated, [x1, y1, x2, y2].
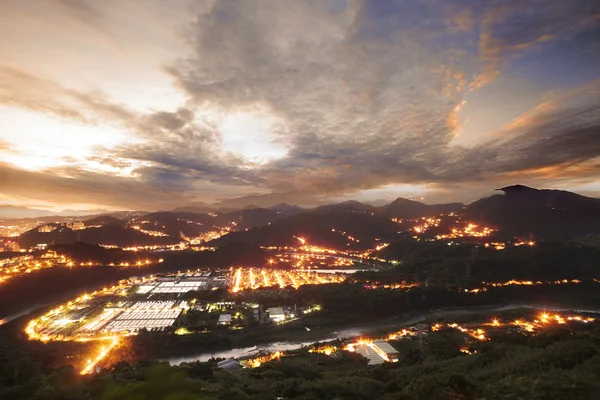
[161, 302, 600, 365]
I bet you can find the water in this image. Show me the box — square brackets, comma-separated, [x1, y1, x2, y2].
[309, 268, 370, 274]
[163, 303, 600, 365]
[164, 340, 325, 364]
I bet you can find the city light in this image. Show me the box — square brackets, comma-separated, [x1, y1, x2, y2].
[79, 337, 119, 375]
[228, 268, 346, 292]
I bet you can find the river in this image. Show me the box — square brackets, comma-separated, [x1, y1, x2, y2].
[162, 303, 600, 365]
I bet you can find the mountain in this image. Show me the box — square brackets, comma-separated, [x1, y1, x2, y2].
[464, 185, 600, 239]
[171, 201, 215, 214]
[58, 209, 110, 216]
[84, 215, 124, 226]
[209, 211, 398, 250]
[0, 206, 55, 218]
[17, 223, 178, 248]
[267, 203, 304, 214]
[0, 206, 135, 219]
[312, 200, 375, 214]
[211, 192, 318, 210]
[377, 198, 463, 219]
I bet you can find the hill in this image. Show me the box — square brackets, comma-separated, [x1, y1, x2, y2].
[84, 215, 124, 226]
[376, 198, 463, 219]
[0, 206, 55, 218]
[209, 211, 398, 249]
[17, 223, 178, 248]
[464, 185, 600, 239]
[312, 200, 375, 214]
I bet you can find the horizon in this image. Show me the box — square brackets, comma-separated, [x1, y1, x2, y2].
[3, 183, 600, 217]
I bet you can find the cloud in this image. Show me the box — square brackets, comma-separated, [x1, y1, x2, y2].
[447, 80, 600, 179]
[0, 65, 136, 124]
[161, 0, 600, 197]
[469, 0, 600, 90]
[1, 0, 599, 209]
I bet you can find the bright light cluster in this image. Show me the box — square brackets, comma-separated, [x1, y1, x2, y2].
[364, 282, 419, 290]
[433, 312, 595, 339]
[246, 311, 597, 369]
[130, 225, 170, 237]
[411, 217, 441, 234]
[331, 228, 360, 244]
[432, 322, 488, 341]
[244, 351, 283, 368]
[308, 345, 338, 356]
[273, 252, 354, 269]
[435, 223, 495, 239]
[79, 337, 120, 375]
[230, 268, 346, 292]
[465, 278, 584, 293]
[0, 251, 74, 286]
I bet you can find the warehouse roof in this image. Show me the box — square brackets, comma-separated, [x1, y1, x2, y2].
[218, 314, 232, 323]
[217, 359, 242, 371]
[373, 340, 399, 355]
[267, 307, 284, 316]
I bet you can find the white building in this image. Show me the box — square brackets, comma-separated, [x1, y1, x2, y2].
[267, 307, 285, 323]
[218, 314, 232, 325]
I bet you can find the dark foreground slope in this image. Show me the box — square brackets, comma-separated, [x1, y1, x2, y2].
[1, 308, 599, 400]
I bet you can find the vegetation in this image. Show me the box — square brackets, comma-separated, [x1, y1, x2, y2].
[1, 316, 599, 400]
[2, 238, 600, 399]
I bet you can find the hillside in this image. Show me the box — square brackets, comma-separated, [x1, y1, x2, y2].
[464, 185, 600, 239]
[209, 211, 399, 249]
[376, 198, 463, 218]
[17, 224, 178, 248]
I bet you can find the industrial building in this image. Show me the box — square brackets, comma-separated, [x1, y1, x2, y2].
[80, 301, 187, 333]
[267, 307, 285, 323]
[352, 341, 399, 365]
[372, 340, 399, 362]
[217, 359, 243, 372]
[354, 343, 386, 365]
[133, 272, 229, 295]
[218, 314, 232, 325]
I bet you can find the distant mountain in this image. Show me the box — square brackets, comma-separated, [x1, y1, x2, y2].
[171, 201, 215, 214]
[209, 211, 398, 250]
[464, 185, 600, 239]
[0, 206, 55, 218]
[377, 198, 463, 219]
[17, 223, 178, 248]
[211, 192, 318, 210]
[312, 200, 375, 214]
[84, 215, 124, 226]
[58, 208, 110, 216]
[0, 206, 128, 219]
[267, 203, 304, 214]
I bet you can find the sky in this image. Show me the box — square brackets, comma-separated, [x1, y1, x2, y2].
[0, 0, 599, 211]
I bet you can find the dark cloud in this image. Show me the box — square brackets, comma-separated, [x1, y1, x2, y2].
[158, 0, 600, 198]
[1, 0, 599, 209]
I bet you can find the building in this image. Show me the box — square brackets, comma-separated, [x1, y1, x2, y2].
[372, 340, 399, 362]
[217, 359, 243, 372]
[67, 221, 85, 230]
[250, 304, 261, 321]
[354, 343, 386, 365]
[267, 307, 285, 323]
[3, 240, 20, 252]
[38, 225, 57, 233]
[218, 314, 232, 326]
